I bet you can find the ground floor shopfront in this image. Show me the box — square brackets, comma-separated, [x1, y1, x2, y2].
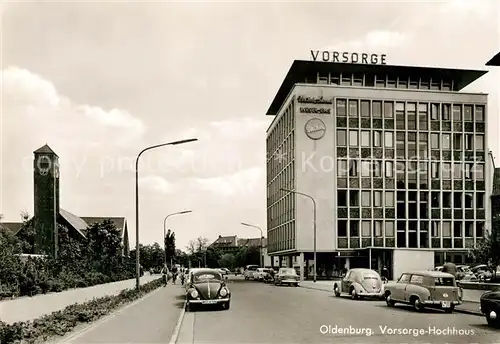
[270, 249, 472, 281]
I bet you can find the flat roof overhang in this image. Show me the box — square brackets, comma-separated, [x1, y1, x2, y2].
[266, 60, 488, 116]
[486, 52, 500, 66]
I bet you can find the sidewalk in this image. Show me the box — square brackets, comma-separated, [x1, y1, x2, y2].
[0, 274, 159, 324]
[299, 280, 482, 316]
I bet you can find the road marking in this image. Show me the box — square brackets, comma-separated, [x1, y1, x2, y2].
[58, 286, 164, 344]
[169, 300, 187, 344]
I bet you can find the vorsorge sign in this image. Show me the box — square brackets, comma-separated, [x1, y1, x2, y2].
[311, 50, 387, 65]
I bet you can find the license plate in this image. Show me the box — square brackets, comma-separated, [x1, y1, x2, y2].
[202, 300, 218, 304]
[441, 301, 451, 308]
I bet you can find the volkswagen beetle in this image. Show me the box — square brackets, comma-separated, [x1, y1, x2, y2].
[185, 268, 230, 311]
[333, 268, 384, 299]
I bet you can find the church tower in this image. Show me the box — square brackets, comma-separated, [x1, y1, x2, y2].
[33, 144, 60, 257]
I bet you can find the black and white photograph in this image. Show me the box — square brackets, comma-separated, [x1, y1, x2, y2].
[1, 0, 500, 343]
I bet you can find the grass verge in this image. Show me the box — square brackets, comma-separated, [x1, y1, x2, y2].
[0, 277, 163, 344]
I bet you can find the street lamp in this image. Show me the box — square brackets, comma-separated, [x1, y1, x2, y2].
[241, 222, 264, 267]
[135, 138, 197, 290]
[280, 188, 317, 283]
[164, 210, 192, 267]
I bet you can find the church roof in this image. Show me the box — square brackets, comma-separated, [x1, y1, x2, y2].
[0, 222, 23, 234]
[486, 51, 500, 66]
[34, 144, 58, 157]
[60, 209, 88, 237]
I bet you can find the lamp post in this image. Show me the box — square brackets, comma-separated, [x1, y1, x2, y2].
[280, 188, 317, 283]
[135, 138, 197, 290]
[164, 210, 192, 268]
[241, 222, 264, 267]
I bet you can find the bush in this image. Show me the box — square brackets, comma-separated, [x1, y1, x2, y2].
[0, 277, 163, 344]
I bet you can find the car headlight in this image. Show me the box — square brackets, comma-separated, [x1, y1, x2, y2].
[219, 288, 228, 297]
[190, 290, 198, 298]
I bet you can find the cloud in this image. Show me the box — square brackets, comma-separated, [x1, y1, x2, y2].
[2, 66, 146, 148]
[329, 30, 408, 52]
[192, 167, 263, 197]
[161, 117, 272, 179]
[139, 175, 176, 194]
[139, 166, 264, 198]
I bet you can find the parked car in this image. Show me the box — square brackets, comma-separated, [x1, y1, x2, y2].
[384, 270, 461, 313]
[456, 265, 477, 281]
[264, 269, 277, 283]
[244, 265, 259, 280]
[471, 264, 493, 281]
[185, 268, 231, 311]
[480, 290, 500, 327]
[333, 268, 384, 300]
[274, 268, 299, 287]
[253, 268, 272, 281]
[217, 268, 230, 276]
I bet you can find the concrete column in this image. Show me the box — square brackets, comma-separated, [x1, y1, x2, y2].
[345, 257, 350, 270]
[299, 253, 305, 281]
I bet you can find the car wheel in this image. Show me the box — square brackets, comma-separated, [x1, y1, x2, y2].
[334, 285, 341, 297]
[411, 297, 424, 312]
[350, 288, 358, 300]
[385, 293, 395, 306]
[294, 283, 298, 287]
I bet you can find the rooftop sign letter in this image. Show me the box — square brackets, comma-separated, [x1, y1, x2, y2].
[310, 50, 386, 65]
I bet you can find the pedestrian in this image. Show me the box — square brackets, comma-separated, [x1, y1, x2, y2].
[442, 261, 457, 278]
[381, 266, 388, 283]
[161, 265, 169, 286]
[171, 265, 178, 284]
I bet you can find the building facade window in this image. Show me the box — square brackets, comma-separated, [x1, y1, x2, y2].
[384, 132, 394, 147]
[337, 130, 347, 146]
[361, 131, 370, 147]
[362, 221, 371, 237]
[336, 99, 347, 116]
[385, 191, 394, 207]
[349, 100, 359, 117]
[442, 104, 451, 120]
[384, 102, 394, 118]
[453, 105, 462, 121]
[373, 101, 382, 117]
[349, 130, 359, 146]
[385, 221, 394, 237]
[361, 100, 370, 117]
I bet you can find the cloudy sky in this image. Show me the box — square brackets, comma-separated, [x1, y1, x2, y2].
[1, 0, 499, 250]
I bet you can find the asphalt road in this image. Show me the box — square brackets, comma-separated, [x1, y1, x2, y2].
[55, 284, 185, 344]
[177, 277, 500, 344]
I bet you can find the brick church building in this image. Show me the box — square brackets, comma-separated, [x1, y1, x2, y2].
[1, 144, 130, 257]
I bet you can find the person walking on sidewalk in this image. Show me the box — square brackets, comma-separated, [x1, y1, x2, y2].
[161, 265, 169, 286]
[171, 265, 178, 284]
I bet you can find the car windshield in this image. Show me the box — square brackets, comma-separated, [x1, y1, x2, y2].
[192, 273, 222, 282]
[434, 277, 454, 286]
[280, 269, 296, 275]
[363, 273, 379, 280]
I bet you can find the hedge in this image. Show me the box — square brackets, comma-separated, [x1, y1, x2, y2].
[0, 277, 163, 344]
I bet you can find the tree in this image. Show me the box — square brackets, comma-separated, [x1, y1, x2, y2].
[472, 229, 500, 276]
[234, 246, 260, 267]
[164, 229, 176, 267]
[218, 253, 236, 269]
[186, 237, 210, 267]
[83, 220, 124, 275]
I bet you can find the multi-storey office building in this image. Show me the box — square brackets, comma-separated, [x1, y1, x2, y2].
[265, 60, 490, 280]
